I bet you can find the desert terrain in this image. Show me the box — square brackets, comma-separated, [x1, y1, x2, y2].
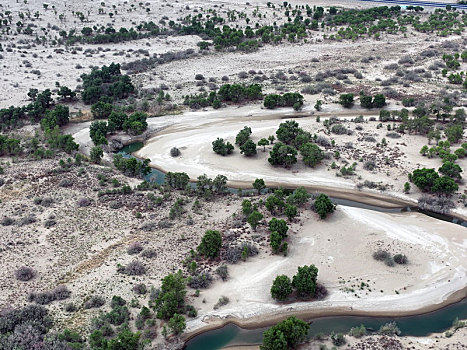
[0, 0, 466, 349]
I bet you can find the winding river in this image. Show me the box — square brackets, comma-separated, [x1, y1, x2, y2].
[119, 143, 467, 348]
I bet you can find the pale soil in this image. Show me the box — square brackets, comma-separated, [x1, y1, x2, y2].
[185, 204, 466, 333]
[134, 105, 467, 208]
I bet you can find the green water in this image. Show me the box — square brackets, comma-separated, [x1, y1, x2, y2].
[185, 298, 467, 350]
[119, 142, 144, 154]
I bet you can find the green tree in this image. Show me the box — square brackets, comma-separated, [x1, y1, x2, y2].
[268, 218, 288, 238]
[247, 210, 263, 231]
[105, 329, 141, 350]
[253, 178, 266, 194]
[265, 195, 285, 215]
[292, 265, 318, 297]
[373, 94, 386, 108]
[153, 270, 186, 320]
[91, 101, 113, 119]
[212, 138, 234, 156]
[339, 93, 354, 108]
[260, 316, 309, 350]
[197, 230, 222, 258]
[445, 124, 464, 143]
[404, 182, 411, 194]
[285, 204, 298, 221]
[258, 138, 270, 151]
[287, 187, 310, 206]
[431, 176, 458, 195]
[270, 231, 283, 253]
[439, 161, 462, 179]
[89, 121, 108, 145]
[242, 199, 253, 216]
[268, 142, 298, 168]
[300, 143, 324, 167]
[90, 146, 104, 164]
[122, 111, 148, 135]
[107, 111, 128, 132]
[235, 126, 252, 146]
[276, 120, 300, 144]
[168, 313, 186, 335]
[410, 168, 439, 192]
[240, 139, 257, 156]
[270, 275, 293, 301]
[314, 193, 336, 219]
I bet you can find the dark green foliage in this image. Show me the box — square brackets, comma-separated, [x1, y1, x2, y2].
[268, 218, 288, 238]
[165, 172, 190, 190]
[270, 231, 284, 253]
[235, 126, 252, 146]
[270, 275, 293, 301]
[89, 121, 108, 145]
[313, 194, 336, 219]
[212, 138, 234, 156]
[445, 124, 463, 143]
[57, 86, 77, 101]
[393, 254, 408, 264]
[168, 313, 186, 335]
[260, 316, 309, 350]
[81, 63, 134, 104]
[217, 83, 263, 103]
[292, 265, 318, 297]
[253, 178, 266, 194]
[276, 120, 300, 145]
[152, 270, 186, 320]
[247, 210, 263, 230]
[240, 139, 257, 156]
[40, 105, 70, 129]
[0, 135, 22, 156]
[285, 204, 298, 221]
[265, 194, 285, 215]
[242, 199, 253, 216]
[113, 154, 151, 178]
[268, 142, 298, 168]
[331, 332, 346, 346]
[107, 111, 128, 132]
[439, 161, 462, 179]
[432, 176, 458, 195]
[123, 112, 148, 135]
[197, 230, 222, 258]
[91, 101, 113, 119]
[360, 93, 386, 108]
[411, 168, 439, 192]
[339, 93, 354, 108]
[90, 146, 104, 164]
[258, 138, 269, 151]
[300, 142, 324, 167]
[263, 92, 304, 109]
[287, 187, 310, 207]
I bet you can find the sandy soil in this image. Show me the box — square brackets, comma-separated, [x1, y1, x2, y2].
[184, 204, 466, 335]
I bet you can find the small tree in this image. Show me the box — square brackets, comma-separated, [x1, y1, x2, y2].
[253, 178, 266, 194]
[242, 199, 253, 216]
[258, 138, 270, 151]
[268, 218, 288, 237]
[285, 204, 298, 221]
[403, 182, 410, 194]
[300, 143, 324, 167]
[268, 142, 298, 168]
[197, 230, 222, 258]
[168, 313, 186, 335]
[292, 265, 318, 297]
[313, 193, 336, 219]
[90, 146, 104, 164]
[270, 231, 283, 253]
[270, 275, 293, 301]
[260, 317, 309, 350]
[212, 138, 234, 156]
[339, 93, 354, 108]
[247, 210, 263, 231]
[240, 139, 257, 156]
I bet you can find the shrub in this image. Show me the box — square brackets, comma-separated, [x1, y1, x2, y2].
[363, 160, 376, 171]
[331, 124, 348, 135]
[313, 194, 336, 219]
[127, 242, 143, 255]
[213, 296, 230, 310]
[393, 254, 408, 265]
[133, 283, 148, 295]
[261, 317, 309, 349]
[331, 332, 346, 346]
[216, 265, 229, 281]
[77, 197, 91, 207]
[29, 285, 71, 305]
[141, 248, 157, 259]
[170, 147, 180, 157]
[124, 261, 146, 276]
[15, 266, 36, 281]
[378, 322, 401, 335]
[386, 132, 401, 139]
[384, 256, 395, 267]
[292, 265, 318, 298]
[314, 283, 328, 300]
[373, 249, 391, 261]
[84, 295, 105, 309]
[197, 230, 222, 259]
[188, 273, 213, 289]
